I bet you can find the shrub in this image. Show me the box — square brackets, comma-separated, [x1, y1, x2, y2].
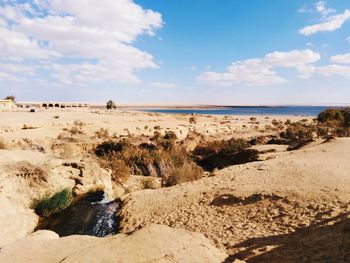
[164, 161, 203, 186]
[280, 122, 315, 150]
[271, 119, 280, 126]
[4, 95, 15, 102]
[34, 188, 73, 217]
[99, 157, 130, 183]
[141, 177, 158, 189]
[193, 138, 258, 171]
[95, 135, 203, 186]
[95, 128, 109, 139]
[193, 138, 250, 157]
[15, 161, 47, 184]
[317, 108, 350, 137]
[189, 116, 197, 124]
[106, 100, 117, 110]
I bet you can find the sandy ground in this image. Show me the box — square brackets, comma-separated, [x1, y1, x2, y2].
[0, 109, 348, 263]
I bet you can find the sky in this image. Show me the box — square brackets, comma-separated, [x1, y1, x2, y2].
[0, 0, 350, 105]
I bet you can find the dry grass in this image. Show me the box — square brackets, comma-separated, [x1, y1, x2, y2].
[141, 177, 159, 190]
[99, 157, 130, 183]
[193, 138, 259, 171]
[279, 121, 316, 150]
[317, 108, 350, 137]
[95, 134, 204, 186]
[14, 161, 48, 185]
[95, 128, 109, 139]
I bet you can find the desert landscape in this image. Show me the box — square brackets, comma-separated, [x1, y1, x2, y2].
[0, 107, 349, 262]
[1, 0, 350, 262]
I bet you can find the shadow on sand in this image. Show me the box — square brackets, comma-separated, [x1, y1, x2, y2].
[225, 212, 350, 263]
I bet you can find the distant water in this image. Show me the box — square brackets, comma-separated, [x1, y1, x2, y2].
[140, 106, 338, 117]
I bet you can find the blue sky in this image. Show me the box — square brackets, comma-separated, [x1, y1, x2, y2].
[0, 0, 350, 105]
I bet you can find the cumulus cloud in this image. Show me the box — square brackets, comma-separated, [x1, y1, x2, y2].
[197, 49, 320, 86]
[0, 0, 163, 85]
[300, 1, 350, 36]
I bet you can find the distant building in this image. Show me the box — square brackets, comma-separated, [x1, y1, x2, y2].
[0, 99, 16, 110]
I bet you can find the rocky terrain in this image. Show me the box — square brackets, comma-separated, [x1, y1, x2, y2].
[0, 109, 349, 262]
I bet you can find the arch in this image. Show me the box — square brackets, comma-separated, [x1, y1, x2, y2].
[48, 103, 54, 108]
[54, 103, 60, 108]
[60, 104, 66, 108]
[42, 103, 47, 108]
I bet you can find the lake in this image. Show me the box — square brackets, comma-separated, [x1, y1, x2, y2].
[140, 106, 340, 117]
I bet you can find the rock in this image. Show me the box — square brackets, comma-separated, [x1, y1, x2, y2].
[0, 196, 38, 247]
[0, 224, 227, 263]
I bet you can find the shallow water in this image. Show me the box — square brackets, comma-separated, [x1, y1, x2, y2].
[35, 192, 120, 237]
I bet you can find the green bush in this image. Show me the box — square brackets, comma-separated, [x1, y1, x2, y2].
[34, 188, 73, 217]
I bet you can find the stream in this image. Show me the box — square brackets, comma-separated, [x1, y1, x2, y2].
[35, 191, 120, 237]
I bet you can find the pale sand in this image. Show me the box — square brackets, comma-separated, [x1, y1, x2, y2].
[0, 109, 348, 263]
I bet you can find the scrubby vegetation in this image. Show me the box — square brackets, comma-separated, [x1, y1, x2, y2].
[95, 128, 109, 139]
[193, 138, 259, 171]
[95, 132, 203, 186]
[34, 188, 73, 217]
[15, 161, 48, 184]
[106, 100, 117, 110]
[280, 122, 316, 150]
[317, 108, 350, 137]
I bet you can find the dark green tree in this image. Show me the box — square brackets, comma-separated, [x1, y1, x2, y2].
[106, 100, 117, 110]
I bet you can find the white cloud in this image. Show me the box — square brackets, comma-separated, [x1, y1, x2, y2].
[149, 82, 177, 88]
[330, 53, 350, 64]
[316, 64, 350, 77]
[300, 8, 350, 36]
[315, 1, 336, 18]
[0, 0, 163, 85]
[198, 49, 320, 86]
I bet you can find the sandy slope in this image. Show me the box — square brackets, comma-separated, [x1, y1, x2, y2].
[119, 138, 350, 262]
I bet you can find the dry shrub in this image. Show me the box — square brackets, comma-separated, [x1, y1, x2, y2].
[99, 157, 130, 183]
[22, 124, 37, 130]
[280, 122, 315, 150]
[193, 138, 258, 171]
[141, 177, 159, 189]
[14, 161, 48, 184]
[189, 116, 197, 124]
[95, 128, 109, 139]
[165, 161, 202, 186]
[317, 108, 350, 137]
[95, 134, 203, 186]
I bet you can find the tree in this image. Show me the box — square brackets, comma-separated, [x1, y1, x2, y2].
[106, 100, 117, 110]
[4, 95, 15, 102]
